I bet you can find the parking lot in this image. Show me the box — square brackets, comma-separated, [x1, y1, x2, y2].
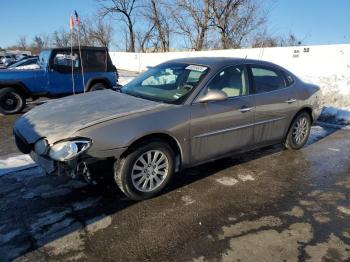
[0, 111, 350, 261]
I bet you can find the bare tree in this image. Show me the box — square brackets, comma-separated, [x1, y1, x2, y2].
[172, 0, 211, 50]
[88, 18, 114, 47]
[136, 25, 155, 52]
[251, 31, 302, 48]
[17, 36, 27, 50]
[52, 29, 71, 47]
[210, 0, 266, 49]
[30, 34, 50, 54]
[98, 0, 138, 52]
[280, 34, 302, 47]
[251, 33, 278, 48]
[33, 35, 44, 51]
[144, 0, 170, 52]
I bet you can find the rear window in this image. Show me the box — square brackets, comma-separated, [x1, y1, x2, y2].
[84, 51, 107, 72]
[251, 66, 286, 93]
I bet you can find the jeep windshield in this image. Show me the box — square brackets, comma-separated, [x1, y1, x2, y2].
[38, 50, 51, 68]
[122, 63, 209, 104]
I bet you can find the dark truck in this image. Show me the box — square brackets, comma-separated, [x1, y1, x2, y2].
[0, 47, 118, 114]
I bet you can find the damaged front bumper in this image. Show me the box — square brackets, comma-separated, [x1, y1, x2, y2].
[30, 151, 100, 183]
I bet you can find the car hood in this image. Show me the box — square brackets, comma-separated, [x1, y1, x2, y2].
[14, 90, 168, 144]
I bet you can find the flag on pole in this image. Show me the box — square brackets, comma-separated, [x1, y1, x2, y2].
[70, 16, 74, 30]
[74, 10, 80, 25]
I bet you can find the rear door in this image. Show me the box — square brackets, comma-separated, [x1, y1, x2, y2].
[248, 64, 298, 145]
[190, 65, 255, 163]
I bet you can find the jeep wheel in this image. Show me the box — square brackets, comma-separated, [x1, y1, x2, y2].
[89, 83, 107, 91]
[114, 140, 175, 200]
[0, 87, 26, 115]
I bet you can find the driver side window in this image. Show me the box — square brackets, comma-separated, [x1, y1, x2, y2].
[208, 65, 247, 97]
[52, 51, 80, 72]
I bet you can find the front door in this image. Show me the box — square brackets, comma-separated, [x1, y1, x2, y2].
[190, 65, 255, 163]
[48, 50, 83, 95]
[248, 65, 298, 144]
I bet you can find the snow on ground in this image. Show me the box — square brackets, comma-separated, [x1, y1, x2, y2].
[319, 107, 350, 125]
[117, 76, 134, 85]
[0, 154, 36, 176]
[117, 69, 139, 85]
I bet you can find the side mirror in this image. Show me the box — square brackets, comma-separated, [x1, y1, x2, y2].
[197, 90, 228, 103]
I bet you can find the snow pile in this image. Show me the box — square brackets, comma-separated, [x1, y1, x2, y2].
[319, 107, 350, 125]
[302, 75, 350, 110]
[301, 75, 350, 124]
[0, 154, 36, 176]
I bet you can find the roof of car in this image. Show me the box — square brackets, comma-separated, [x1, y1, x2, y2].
[163, 56, 280, 68]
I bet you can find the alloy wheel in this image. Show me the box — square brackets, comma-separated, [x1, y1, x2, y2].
[131, 150, 169, 192]
[292, 116, 309, 145]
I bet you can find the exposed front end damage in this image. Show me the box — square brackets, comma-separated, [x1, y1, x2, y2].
[13, 128, 113, 183]
[29, 149, 104, 183]
[56, 158, 94, 183]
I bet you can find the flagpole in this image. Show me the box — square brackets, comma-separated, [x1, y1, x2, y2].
[74, 10, 85, 93]
[70, 16, 75, 95]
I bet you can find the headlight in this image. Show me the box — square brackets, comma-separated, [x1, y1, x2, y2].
[49, 139, 92, 161]
[34, 139, 49, 155]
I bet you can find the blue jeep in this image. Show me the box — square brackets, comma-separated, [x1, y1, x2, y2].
[0, 46, 118, 114]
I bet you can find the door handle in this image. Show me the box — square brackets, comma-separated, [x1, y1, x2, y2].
[285, 98, 296, 104]
[238, 106, 253, 113]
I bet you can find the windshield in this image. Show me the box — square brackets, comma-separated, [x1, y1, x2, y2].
[122, 63, 209, 104]
[38, 50, 51, 68]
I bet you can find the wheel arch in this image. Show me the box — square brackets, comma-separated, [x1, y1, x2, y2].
[86, 77, 112, 91]
[0, 81, 30, 98]
[285, 107, 313, 139]
[295, 107, 313, 123]
[122, 133, 183, 171]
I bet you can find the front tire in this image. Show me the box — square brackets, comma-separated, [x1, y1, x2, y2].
[114, 140, 175, 200]
[89, 82, 107, 91]
[284, 112, 311, 150]
[0, 87, 26, 115]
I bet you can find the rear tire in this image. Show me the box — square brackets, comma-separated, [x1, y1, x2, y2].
[284, 112, 311, 150]
[114, 140, 175, 200]
[0, 87, 26, 115]
[89, 82, 107, 91]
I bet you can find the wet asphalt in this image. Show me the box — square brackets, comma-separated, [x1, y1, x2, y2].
[0, 112, 350, 261]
